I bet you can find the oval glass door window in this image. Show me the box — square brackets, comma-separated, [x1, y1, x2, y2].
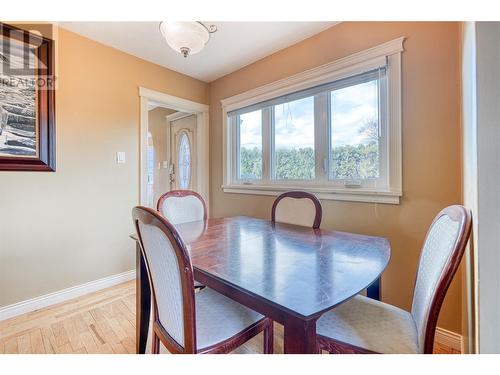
[178, 133, 191, 189]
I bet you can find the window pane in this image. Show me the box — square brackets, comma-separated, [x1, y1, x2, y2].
[238, 110, 262, 180]
[273, 96, 315, 180]
[178, 133, 191, 189]
[330, 79, 379, 180]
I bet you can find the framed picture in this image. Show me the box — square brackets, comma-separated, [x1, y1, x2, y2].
[0, 22, 55, 171]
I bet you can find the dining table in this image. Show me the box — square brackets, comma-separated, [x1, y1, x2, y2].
[133, 216, 391, 354]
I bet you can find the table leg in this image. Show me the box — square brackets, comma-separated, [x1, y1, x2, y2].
[283, 316, 317, 354]
[367, 277, 381, 300]
[136, 242, 150, 354]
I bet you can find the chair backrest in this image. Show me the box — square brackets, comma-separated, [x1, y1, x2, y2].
[157, 190, 207, 225]
[271, 191, 322, 229]
[132, 206, 196, 352]
[411, 205, 472, 353]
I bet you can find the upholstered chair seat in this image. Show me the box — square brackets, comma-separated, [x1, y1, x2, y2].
[316, 205, 472, 354]
[317, 295, 418, 354]
[195, 288, 264, 350]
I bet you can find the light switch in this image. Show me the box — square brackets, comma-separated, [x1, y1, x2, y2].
[116, 152, 126, 164]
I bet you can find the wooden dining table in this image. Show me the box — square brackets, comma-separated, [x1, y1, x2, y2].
[133, 216, 391, 354]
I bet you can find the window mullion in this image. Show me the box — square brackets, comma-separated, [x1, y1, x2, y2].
[378, 74, 389, 189]
[314, 93, 328, 184]
[233, 115, 240, 183]
[262, 107, 272, 184]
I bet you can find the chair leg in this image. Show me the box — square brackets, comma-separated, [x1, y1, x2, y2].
[263, 320, 274, 354]
[152, 331, 160, 354]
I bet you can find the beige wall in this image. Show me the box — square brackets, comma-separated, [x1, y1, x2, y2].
[148, 107, 175, 204]
[0, 27, 208, 308]
[1, 22, 464, 335]
[208, 22, 463, 333]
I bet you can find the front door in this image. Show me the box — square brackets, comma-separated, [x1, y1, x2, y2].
[170, 115, 196, 190]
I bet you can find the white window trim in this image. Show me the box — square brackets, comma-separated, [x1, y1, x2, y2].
[221, 37, 405, 204]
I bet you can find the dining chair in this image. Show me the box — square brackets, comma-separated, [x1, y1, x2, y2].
[132, 206, 274, 354]
[157, 190, 207, 289]
[316, 205, 472, 354]
[271, 191, 322, 229]
[157, 190, 207, 224]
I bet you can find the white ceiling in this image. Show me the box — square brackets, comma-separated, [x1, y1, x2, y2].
[59, 22, 337, 82]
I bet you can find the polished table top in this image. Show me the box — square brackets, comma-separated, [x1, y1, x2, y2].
[175, 216, 391, 320]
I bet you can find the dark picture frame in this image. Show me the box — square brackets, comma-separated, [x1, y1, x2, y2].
[0, 22, 55, 171]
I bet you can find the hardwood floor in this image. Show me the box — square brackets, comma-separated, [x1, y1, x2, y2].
[0, 281, 137, 354]
[0, 281, 458, 354]
[433, 342, 461, 354]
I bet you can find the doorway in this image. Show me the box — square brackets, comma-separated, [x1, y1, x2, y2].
[139, 87, 209, 210]
[167, 113, 197, 191]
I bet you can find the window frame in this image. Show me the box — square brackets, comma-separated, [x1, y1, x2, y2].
[221, 37, 405, 204]
[326, 70, 388, 189]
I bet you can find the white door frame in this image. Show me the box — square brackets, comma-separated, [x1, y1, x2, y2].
[139, 87, 209, 210]
[468, 22, 500, 354]
[462, 22, 500, 354]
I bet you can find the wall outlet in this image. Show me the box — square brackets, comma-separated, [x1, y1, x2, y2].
[116, 152, 126, 164]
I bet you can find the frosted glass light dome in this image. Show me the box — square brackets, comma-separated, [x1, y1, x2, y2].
[159, 22, 216, 58]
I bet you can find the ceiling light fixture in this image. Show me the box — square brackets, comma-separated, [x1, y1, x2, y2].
[159, 21, 217, 58]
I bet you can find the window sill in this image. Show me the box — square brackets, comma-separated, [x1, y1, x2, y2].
[221, 184, 401, 204]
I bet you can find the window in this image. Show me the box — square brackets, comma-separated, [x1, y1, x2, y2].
[178, 132, 191, 189]
[238, 110, 262, 180]
[222, 38, 404, 204]
[273, 96, 315, 180]
[330, 76, 382, 181]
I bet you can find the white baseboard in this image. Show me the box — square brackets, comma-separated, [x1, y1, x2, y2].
[0, 270, 135, 322]
[435, 327, 463, 352]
